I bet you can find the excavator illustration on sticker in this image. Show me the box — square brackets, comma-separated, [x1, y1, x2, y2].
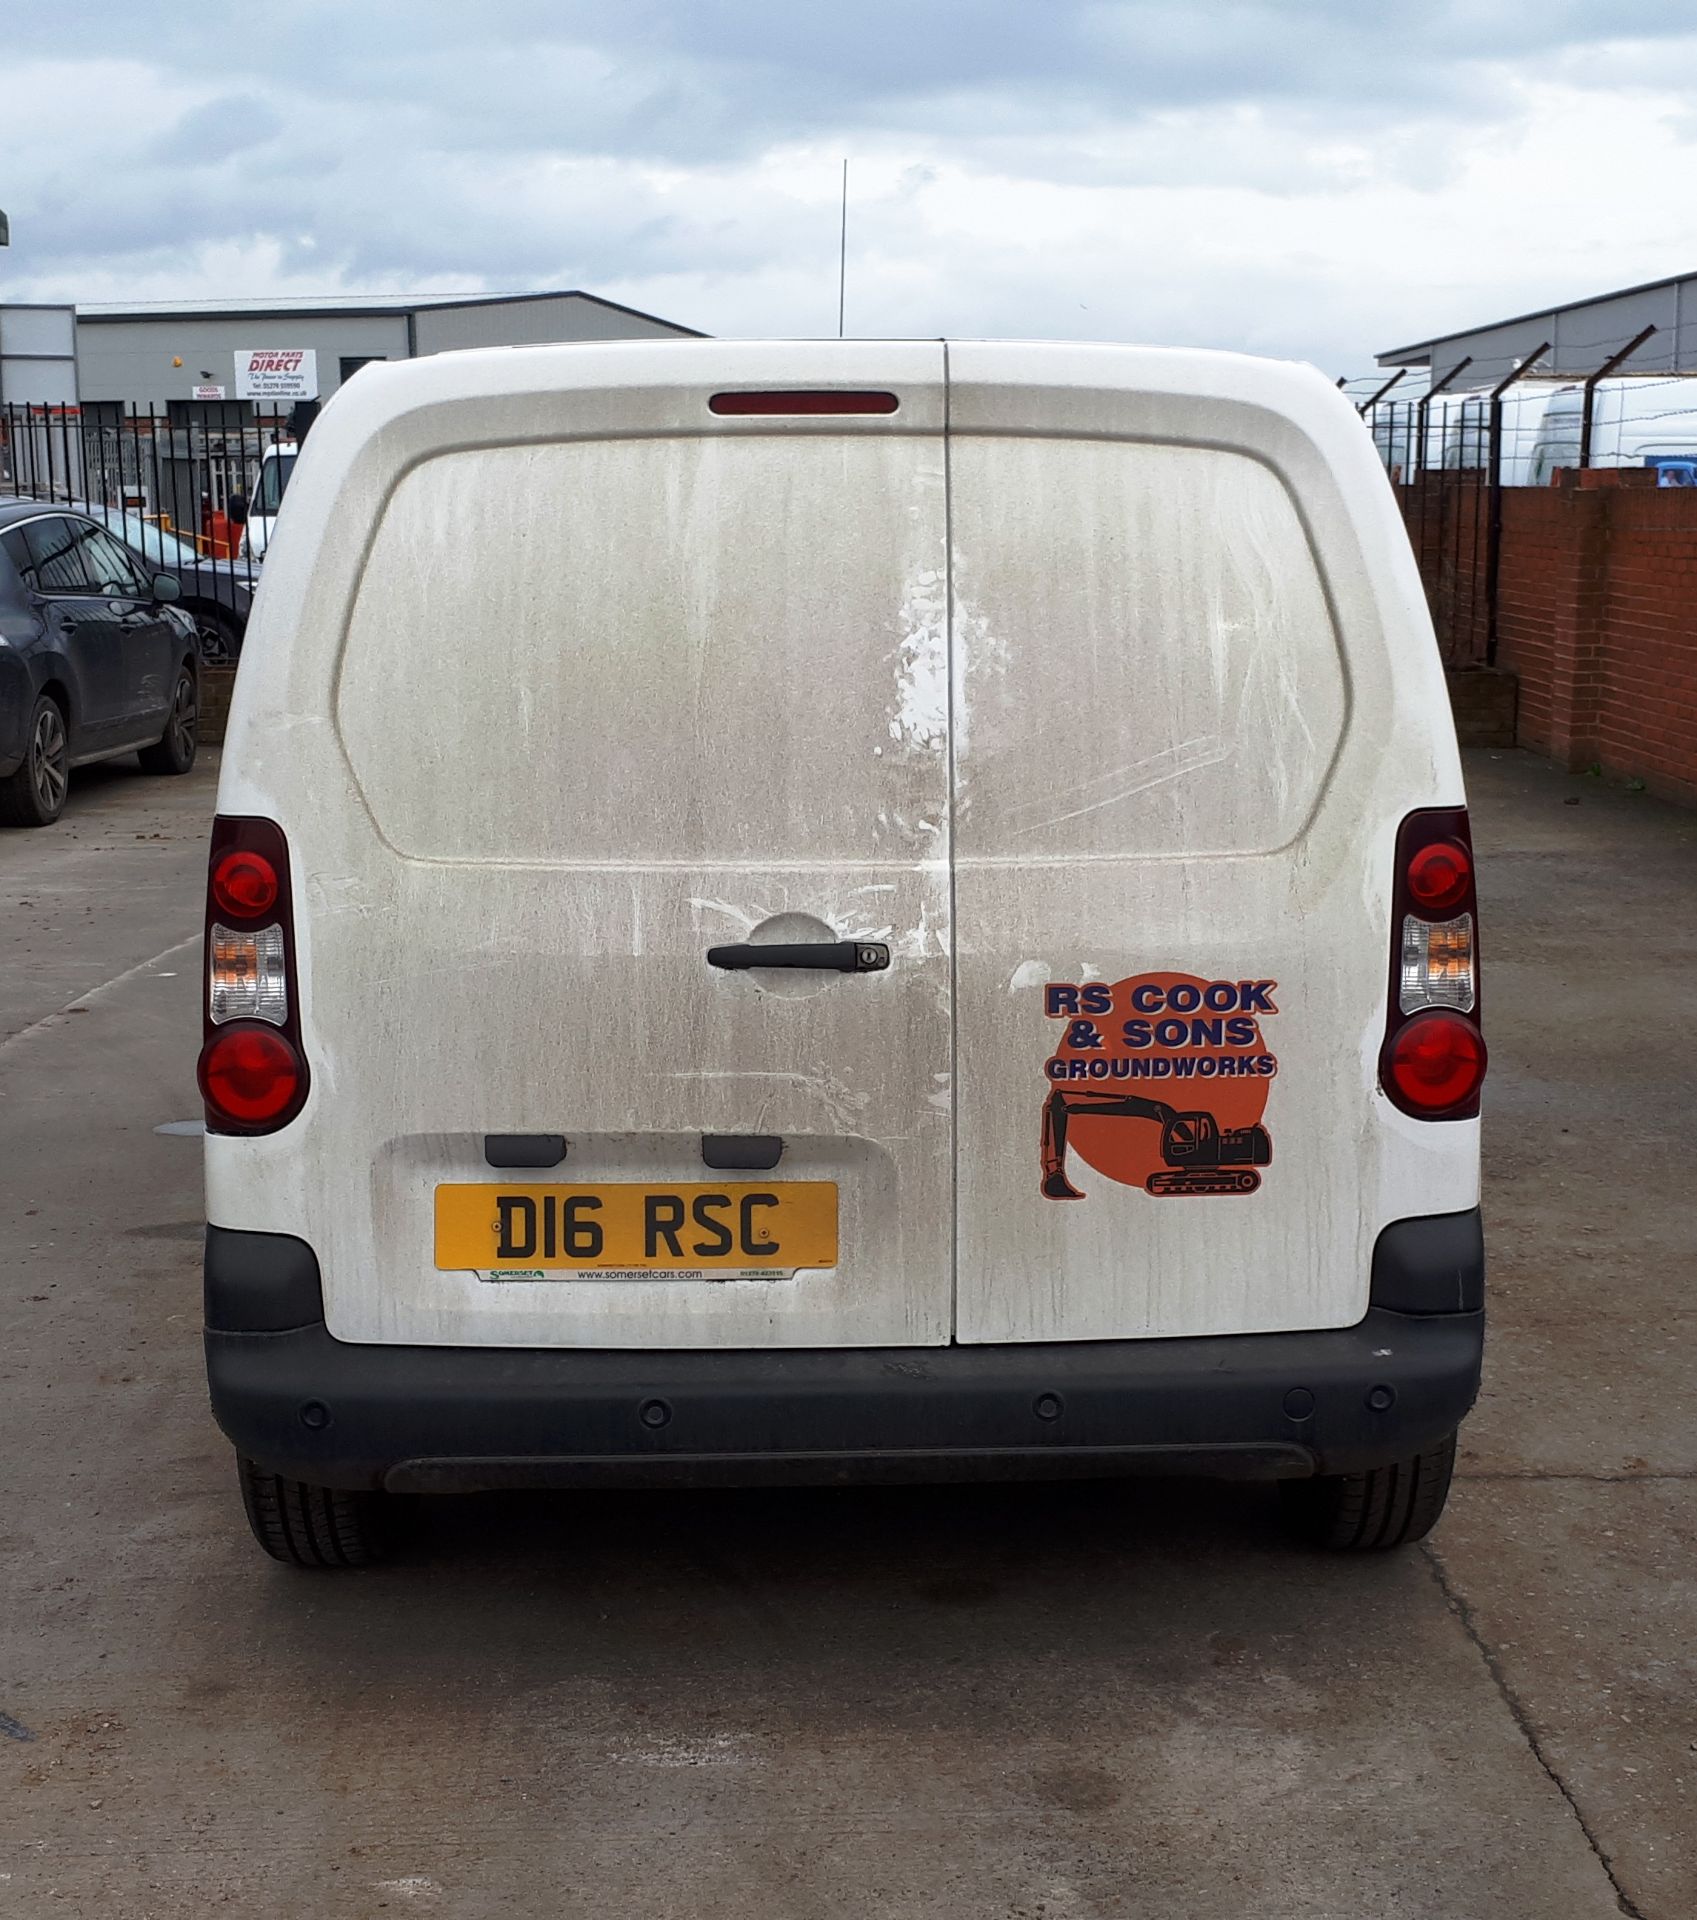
[1039, 973, 1279, 1199]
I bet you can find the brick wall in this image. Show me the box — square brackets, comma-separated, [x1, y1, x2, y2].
[198, 666, 236, 746]
[1593, 489, 1697, 804]
[1494, 474, 1697, 805]
[1401, 471, 1697, 806]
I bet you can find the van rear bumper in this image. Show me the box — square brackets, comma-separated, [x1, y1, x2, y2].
[203, 1218, 1484, 1493]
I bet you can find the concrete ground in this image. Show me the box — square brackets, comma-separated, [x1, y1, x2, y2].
[1, 747, 1692, 1919]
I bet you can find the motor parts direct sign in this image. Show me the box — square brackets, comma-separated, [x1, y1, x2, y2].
[234, 349, 318, 401]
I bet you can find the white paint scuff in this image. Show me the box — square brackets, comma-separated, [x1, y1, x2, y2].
[886, 567, 948, 755]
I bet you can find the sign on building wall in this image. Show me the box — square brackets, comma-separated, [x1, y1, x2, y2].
[234, 348, 319, 401]
[192, 383, 227, 400]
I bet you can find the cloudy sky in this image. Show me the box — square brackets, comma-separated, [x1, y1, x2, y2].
[5, 2, 1697, 376]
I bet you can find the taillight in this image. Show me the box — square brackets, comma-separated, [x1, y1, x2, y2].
[199, 1025, 303, 1125]
[1381, 807, 1486, 1119]
[199, 816, 309, 1133]
[212, 848, 279, 918]
[1406, 839, 1471, 914]
[1388, 1012, 1487, 1114]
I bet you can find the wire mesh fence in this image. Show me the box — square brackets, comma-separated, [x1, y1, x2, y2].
[0, 399, 295, 662]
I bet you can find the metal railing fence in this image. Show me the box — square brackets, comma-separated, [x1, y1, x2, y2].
[0, 398, 294, 661]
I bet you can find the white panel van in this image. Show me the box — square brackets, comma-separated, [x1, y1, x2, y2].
[200, 341, 1486, 1567]
[1370, 385, 1561, 488]
[235, 439, 297, 560]
[1526, 374, 1697, 485]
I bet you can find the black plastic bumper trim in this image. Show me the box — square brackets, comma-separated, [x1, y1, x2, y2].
[1370, 1207, 1484, 1314]
[205, 1306, 1483, 1493]
[204, 1225, 325, 1333]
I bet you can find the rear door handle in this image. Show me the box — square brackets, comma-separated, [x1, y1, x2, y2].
[707, 940, 889, 973]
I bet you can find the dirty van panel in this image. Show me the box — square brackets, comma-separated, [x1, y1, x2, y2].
[312, 400, 954, 1347]
[947, 438, 1345, 858]
[337, 434, 949, 865]
[946, 353, 1468, 1346]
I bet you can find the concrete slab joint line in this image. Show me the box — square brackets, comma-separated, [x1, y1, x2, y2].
[0, 933, 200, 1057]
[1421, 1544, 1650, 1920]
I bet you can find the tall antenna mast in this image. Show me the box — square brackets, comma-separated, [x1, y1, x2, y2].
[837, 158, 848, 338]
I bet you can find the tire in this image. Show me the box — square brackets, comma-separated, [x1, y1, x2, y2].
[238, 1455, 387, 1568]
[1279, 1428, 1458, 1551]
[191, 606, 239, 667]
[137, 664, 198, 775]
[0, 692, 70, 827]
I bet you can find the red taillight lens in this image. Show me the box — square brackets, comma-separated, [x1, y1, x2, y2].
[212, 848, 279, 918]
[1387, 1012, 1486, 1116]
[708, 390, 899, 415]
[1407, 839, 1472, 915]
[204, 816, 307, 1133]
[1384, 807, 1484, 1119]
[198, 1024, 303, 1126]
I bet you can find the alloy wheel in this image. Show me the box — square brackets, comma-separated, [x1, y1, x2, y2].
[196, 618, 233, 666]
[170, 673, 198, 760]
[31, 704, 68, 817]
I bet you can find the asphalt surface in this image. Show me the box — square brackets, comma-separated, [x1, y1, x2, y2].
[1, 746, 1693, 1918]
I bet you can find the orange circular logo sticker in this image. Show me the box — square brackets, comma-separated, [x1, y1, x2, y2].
[1040, 973, 1279, 1198]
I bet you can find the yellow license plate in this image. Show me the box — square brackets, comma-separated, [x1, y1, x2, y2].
[434, 1181, 839, 1274]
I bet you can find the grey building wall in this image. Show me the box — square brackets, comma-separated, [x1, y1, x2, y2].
[75, 293, 699, 407]
[76, 313, 410, 406]
[1381, 273, 1697, 391]
[0, 304, 77, 404]
[410, 293, 697, 354]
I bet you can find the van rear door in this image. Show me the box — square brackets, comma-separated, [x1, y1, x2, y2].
[946, 344, 1461, 1344]
[277, 344, 953, 1348]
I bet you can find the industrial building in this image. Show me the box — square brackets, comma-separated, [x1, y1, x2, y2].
[0, 288, 698, 407]
[71, 289, 702, 407]
[0, 288, 702, 556]
[0, 304, 77, 405]
[1377, 268, 1697, 390]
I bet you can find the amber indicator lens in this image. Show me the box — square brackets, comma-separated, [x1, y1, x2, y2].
[1399, 914, 1475, 1015]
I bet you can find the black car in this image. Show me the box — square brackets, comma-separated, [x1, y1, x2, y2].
[0, 501, 201, 827]
[69, 502, 258, 663]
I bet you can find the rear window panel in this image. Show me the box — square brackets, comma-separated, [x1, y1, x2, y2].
[950, 437, 1346, 859]
[336, 433, 945, 864]
[21, 517, 96, 594]
[336, 430, 1344, 866]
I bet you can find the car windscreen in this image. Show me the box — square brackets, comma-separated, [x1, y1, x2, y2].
[119, 514, 201, 568]
[84, 508, 201, 568]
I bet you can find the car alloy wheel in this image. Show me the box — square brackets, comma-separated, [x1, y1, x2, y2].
[169, 672, 198, 761]
[195, 615, 235, 666]
[31, 703, 68, 817]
